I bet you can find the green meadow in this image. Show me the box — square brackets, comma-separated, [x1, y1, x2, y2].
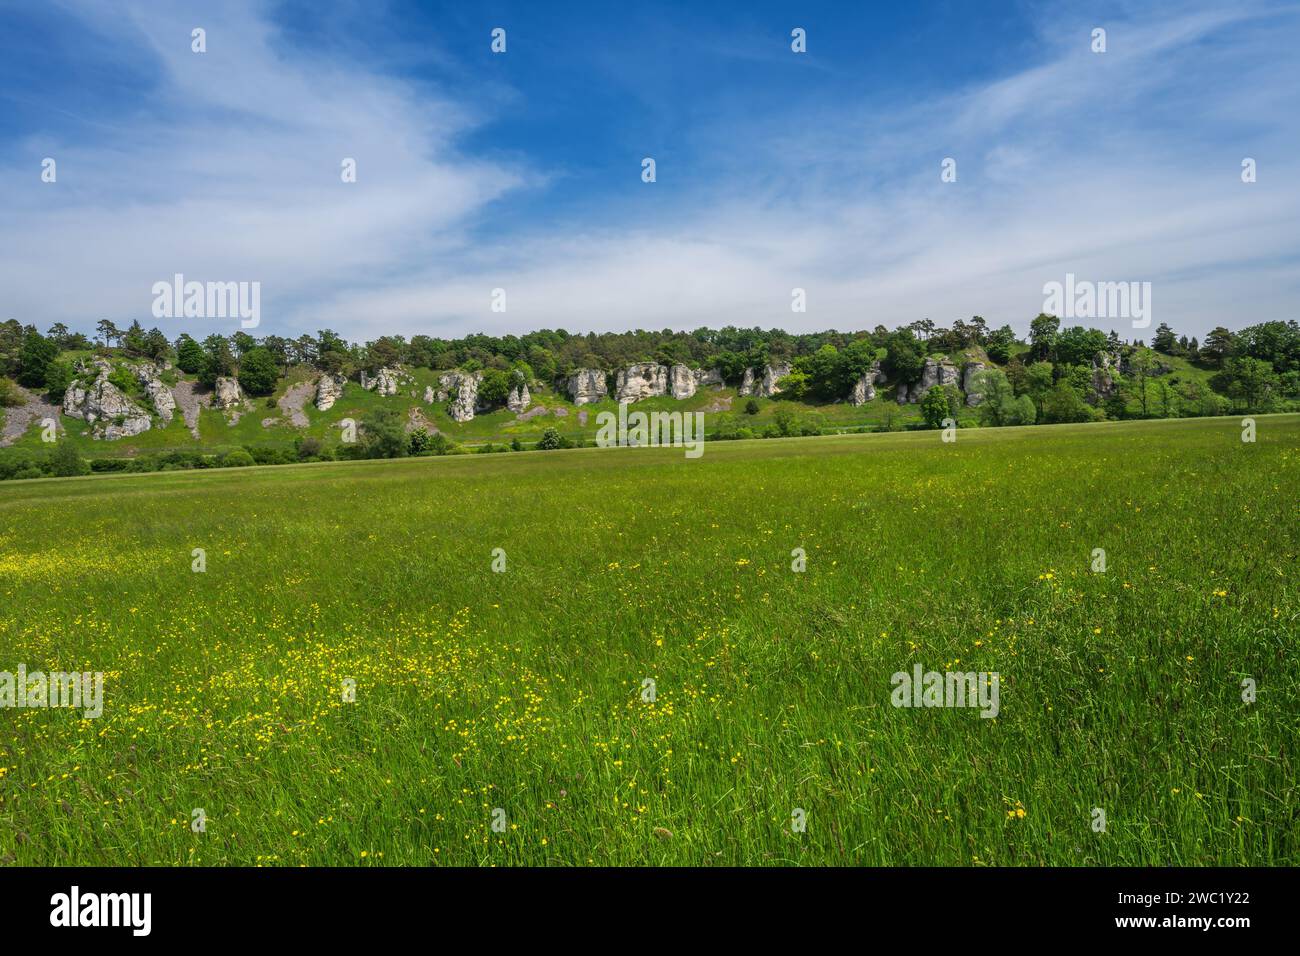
[0, 415, 1296, 865]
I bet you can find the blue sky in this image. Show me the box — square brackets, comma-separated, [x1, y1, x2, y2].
[1, 0, 1298, 342]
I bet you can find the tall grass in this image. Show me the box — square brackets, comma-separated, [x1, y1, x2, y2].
[0, 416, 1295, 865]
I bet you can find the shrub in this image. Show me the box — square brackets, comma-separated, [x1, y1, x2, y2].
[49, 442, 88, 477]
[106, 365, 136, 395]
[408, 428, 433, 456]
[246, 445, 294, 465]
[920, 384, 961, 429]
[0, 377, 23, 408]
[297, 436, 324, 460]
[361, 408, 407, 459]
[744, 398, 760, 415]
[537, 427, 563, 450]
[220, 449, 256, 468]
[0, 448, 51, 481]
[477, 368, 512, 407]
[428, 433, 457, 456]
[90, 458, 132, 473]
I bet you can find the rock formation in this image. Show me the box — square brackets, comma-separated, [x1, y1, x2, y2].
[694, 368, 724, 387]
[437, 371, 482, 422]
[315, 374, 346, 411]
[361, 367, 405, 396]
[738, 362, 793, 399]
[212, 376, 245, 411]
[615, 363, 669, 402]
[670, 365, 697, 400]
[848, 362, 885, 406]
[134, 362, 176, 422]
[760, 362, 793, 398]
[567, 368, 608, 405]
[507, 383, 531, 413]
[897, 356, 960, 404]
[961, 361, 987, 406]
[62, 360, 152, 440]
[1090, 351, 1121, 400]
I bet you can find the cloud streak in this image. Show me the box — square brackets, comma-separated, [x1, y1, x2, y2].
[2, 0, 1298, 342]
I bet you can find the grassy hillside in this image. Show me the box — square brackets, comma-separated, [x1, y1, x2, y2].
[1, 416, 1296, 865]
[2, 361, 936, 459]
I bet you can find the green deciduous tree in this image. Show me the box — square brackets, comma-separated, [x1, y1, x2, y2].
[237, 347, 279, 396]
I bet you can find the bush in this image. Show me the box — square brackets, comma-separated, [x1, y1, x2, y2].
[90, 458, 132, 473]
[220, 450, 256, 468]
[772, 404, 798, 437]
[744, 398, 760, 415]
[50, 442, 90, 477]
[920, 384, 961, 428]
[0, 448, 51, 481]
[361, 408, 407, 459]
[0, 377, 23, 408]
[296, 436, 324, 460]
[408, 428, 433, 456]
[246, 445, 294, 465]
[155, 450, 208, 470]
[537, 427, 564, 450]
[107, 365, 136, 395]
[477, 368, 512, 407]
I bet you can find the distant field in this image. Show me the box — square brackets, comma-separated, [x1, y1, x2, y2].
[0, 415, 1296, 865]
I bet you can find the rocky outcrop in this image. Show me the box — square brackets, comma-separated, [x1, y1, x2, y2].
[212, 376, 245, 411]
[848, 362, 884, 406]
[615, 364, 669, 402]
[961, 361, 987, 406]
[738, 362, 794, 399]
[1091, 351, 1121, 400]
[133, 362, 176, 422]
[567, 368, 608, 405]
[897, 356, 960, 404]
[694, 368, 723, 387]
[62, 360, 152, 440]
[361, 367, 405, 396]
[670, 365, 697, 400]
[315, 374, 346, 411]
[437, 371, 482, 422]
[507, 383, 531, 413]
[761, 362, 793, 397]
[423, 385, 436, 404]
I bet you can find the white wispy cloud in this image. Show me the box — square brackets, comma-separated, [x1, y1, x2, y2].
[2, 0, 1297, 342]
